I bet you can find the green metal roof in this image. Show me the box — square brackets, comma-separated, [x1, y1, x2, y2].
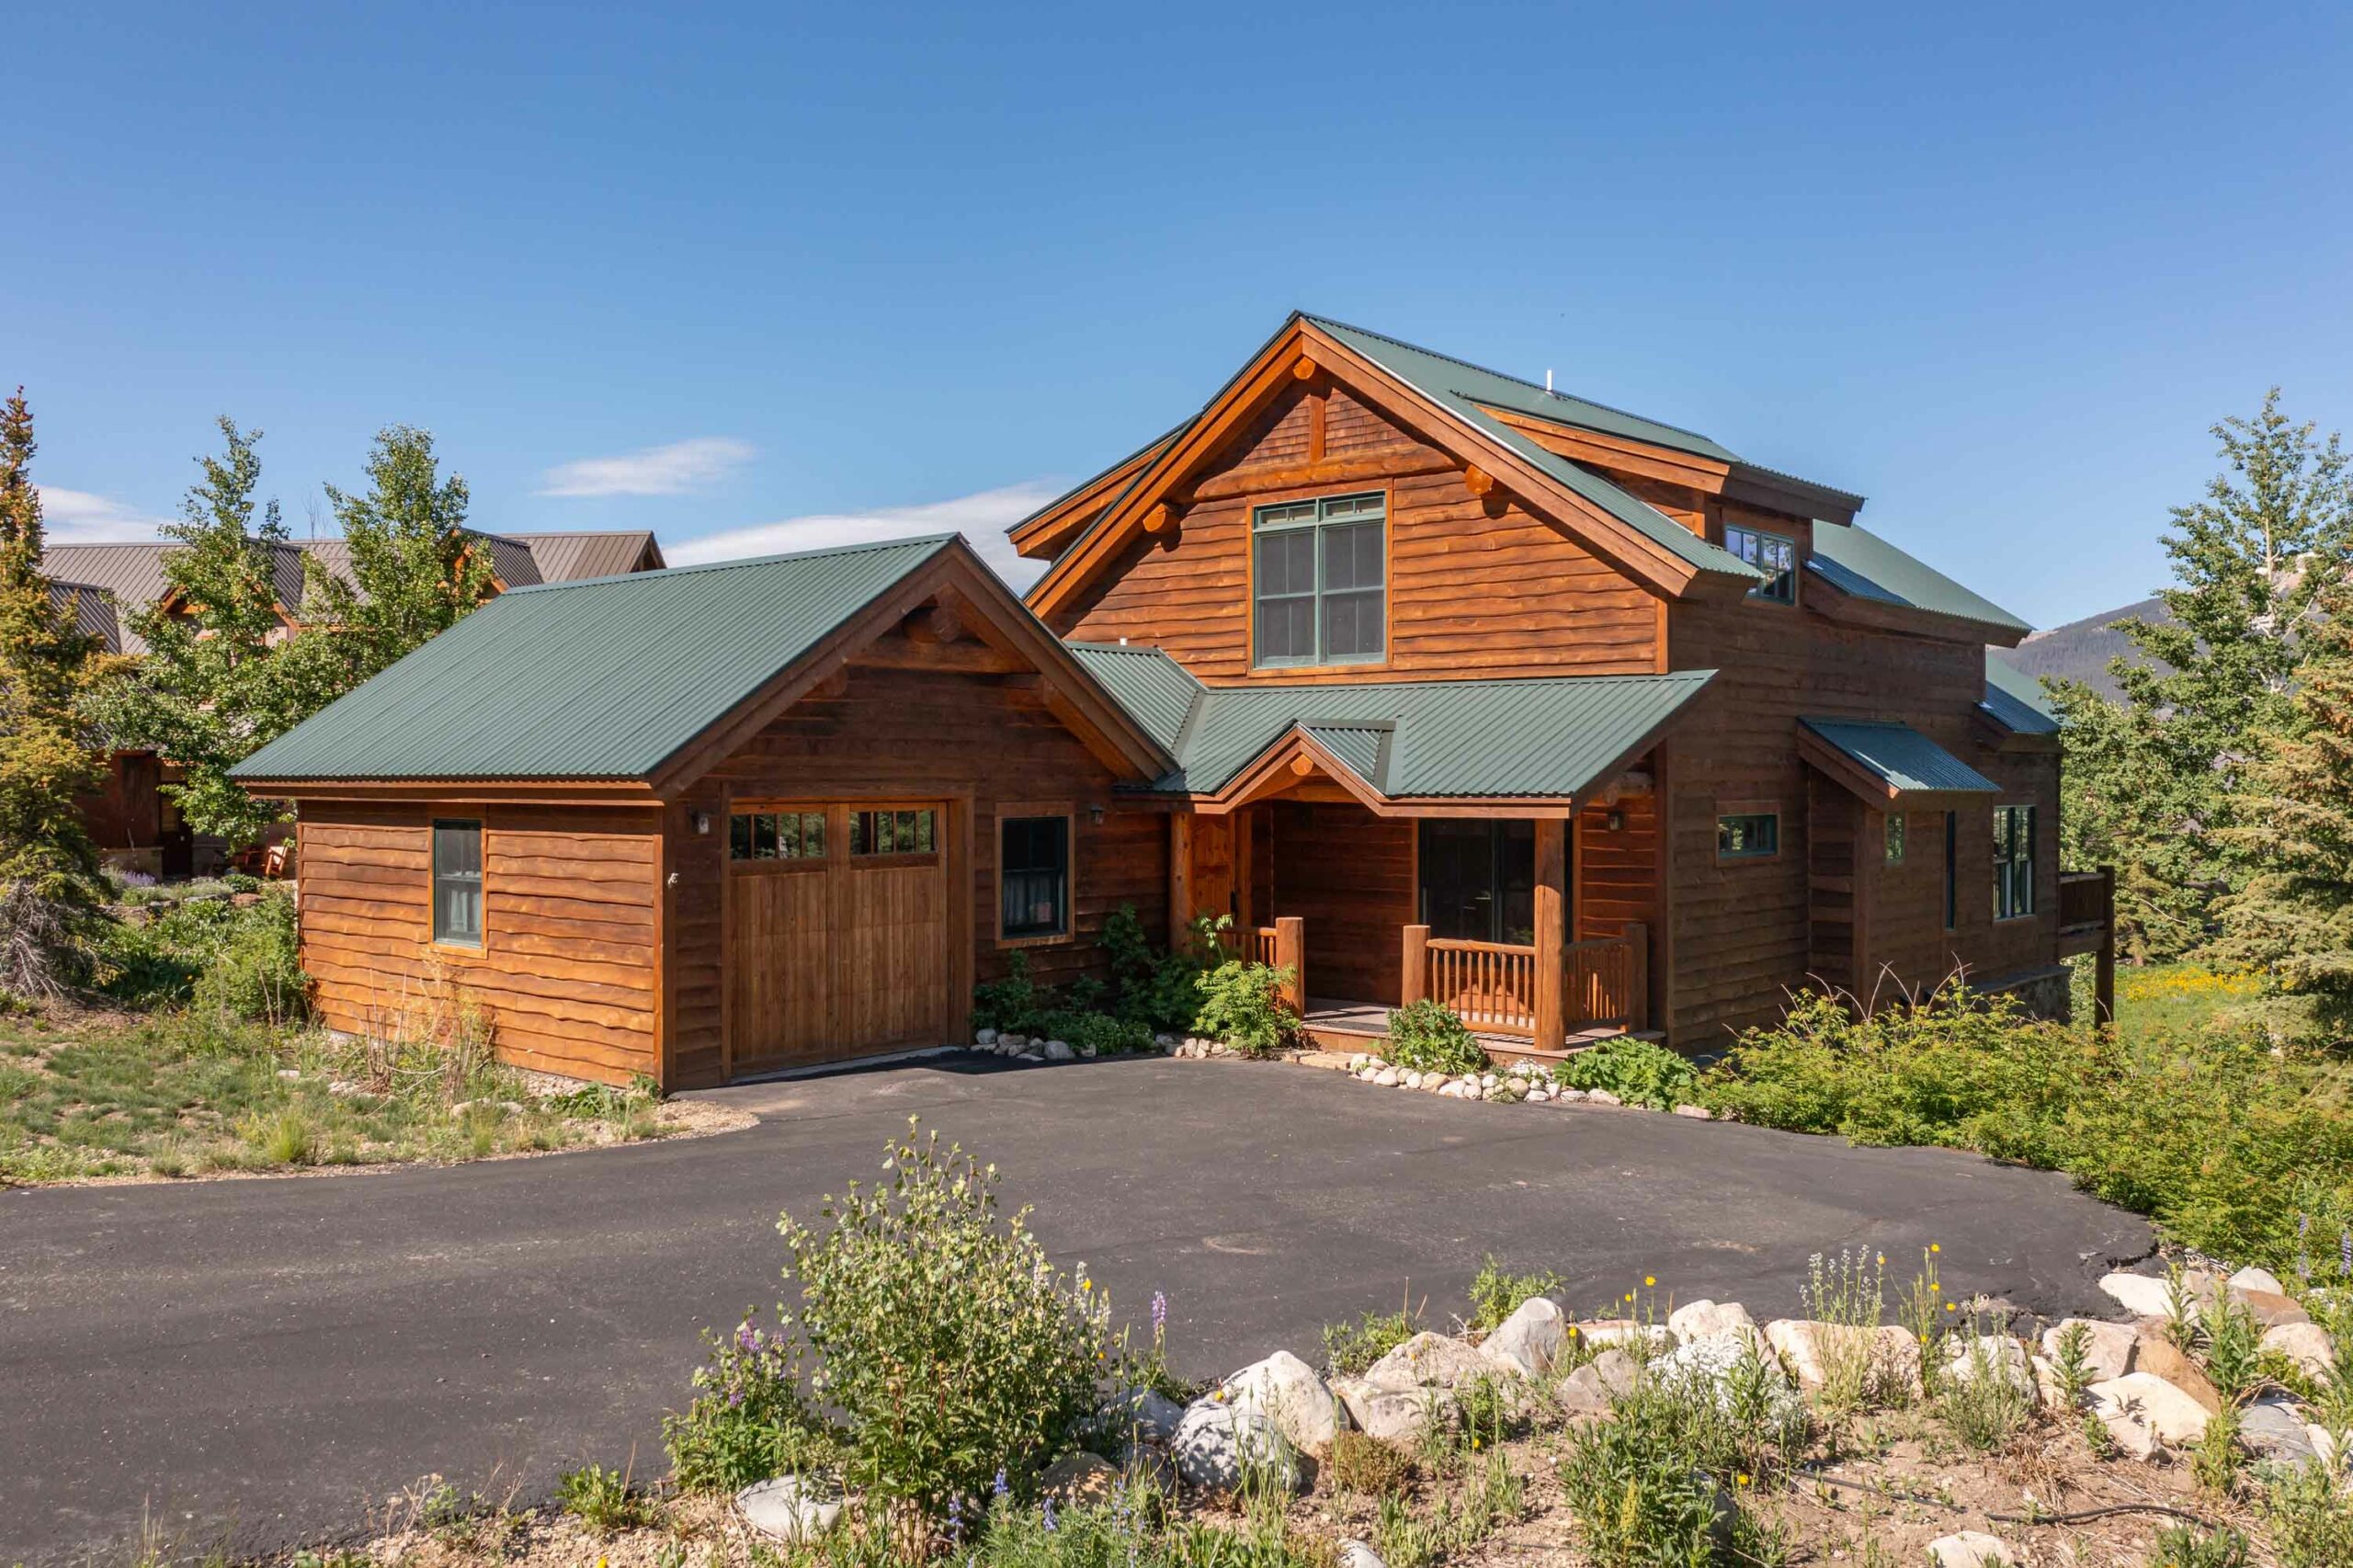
[1303, 317, 1763, 585]
[1065, 648, 1713, 799]
[1981, 653, 2062, 734]
[233, 535, 957, 781]
[1807, 522, 2030, 635]
[1801, 718, 1999, 796]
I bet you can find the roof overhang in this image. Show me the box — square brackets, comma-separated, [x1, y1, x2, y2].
[1798, 718, 2001, 811]
[1009, 426, 1186, 562]
[1477, 404, 1864, 527]
[1806, 566, 2030, 648]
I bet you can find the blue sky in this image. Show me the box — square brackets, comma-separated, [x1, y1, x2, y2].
[12, 3, 2350, 626]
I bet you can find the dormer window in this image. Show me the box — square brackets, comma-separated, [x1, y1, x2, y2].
[1726, 522, 1797, 604]
[1253, 492, 1386, 668]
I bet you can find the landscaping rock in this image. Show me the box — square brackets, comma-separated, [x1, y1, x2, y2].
[1653, 1333, 1803, 1420]
[1553, 1086, 1589, 1102]
[1041, 1451, 1121, 1503]
[1765, 1319, 1922, 1401]
[2232, 1288, 2310, 1329]
[2086, 1371, 2211, 1458]
[1337, 1541, 1387, 1568]
[999, 1034, 1029, 1052]
[2129, 1332, 2223, 1414]
[1942, 1334, 2035, 1396]
[974, 1028, 999, 1047]
[738, 1475, 845, 1543]
[1556, 1348, 1641, 1416]
[1481, 1296, 1566, 1376]
[1171, 1402, 1300, 1492]
[1575, 1318, 1673, 1352]
[2261, 1321, 2337, 1381]
[1110, 1387, 1186, 1444]
[1667, 1300, 1766, 1356]
[1219, 1350, 1345, 1457]
[2228, 1266, 2286, 1296]
[1927, 1531, 2018, 1568]
[1672, 1104, 1711, 1119]
[1586, 1089, 1623, 1107]
[1372, 1068, 1401, 1087]
[2097, 1271, 2176, 1321]
[1360, 1332, 1506, 1393]
[2039, 1318, 2136, 1383]
[1330, 1377, 1447, 1445]
[1041, 1039, 1075, 1062]
[2241, 1398, 2324, 1469]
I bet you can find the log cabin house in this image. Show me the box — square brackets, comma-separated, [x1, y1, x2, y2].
[234, 314, 2114, 1088]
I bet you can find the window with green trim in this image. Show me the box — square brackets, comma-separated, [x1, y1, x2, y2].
[431, 820, 483, 947]
[1994, 804, 2036, 919]
[1253, 492, 1385, 667]
[1726, 522, 1797, 604]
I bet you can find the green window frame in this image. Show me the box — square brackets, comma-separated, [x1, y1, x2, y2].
[431, 819, 483, 948]
[1252, 492, 1386, 667]
[1726, 522, 1797, 604]
[1717, 811, 1779, 860]
[1994, 804, 2036, 920]
[1885, 812, 1906, 865]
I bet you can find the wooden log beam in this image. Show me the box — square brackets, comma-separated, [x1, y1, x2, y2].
[847, 638, 1022, 674]
[1274, 915, 1305, 1012]
[1533, 818, 1567, 1051]
[1401, 924, 1430, 1007]
[1463, 463, 1497, 500]
[903, 602, 964, 645]
[1168, 814, 1194, 948]
[1291, 355, 1318, 381]
[1142, 501, 1181, 537]
[1289, 754, 1316, 778]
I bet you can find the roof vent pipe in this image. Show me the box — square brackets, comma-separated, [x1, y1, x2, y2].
[1545, 369, 1553, 393]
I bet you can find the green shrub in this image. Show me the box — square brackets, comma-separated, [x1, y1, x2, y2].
[1103, 903, 1210, 1033]
[665, 1308, 835, 1493]
[1383, 999, 1485, 1075]
[1032, 1008, 1155, 1055]
[1326, 1428, 1414, 1495]
[1468, 1254, 1562, 1332]
[2263, 1460, 2353, 1568]
[1555, 1034, 1699, 1110]
[190, 887, 309, 1025]
[1322, 1303, 1422, 1375]
[673, 1120, 1116, 1521]
[555, 1463, 655, 1536]
[1556, 1366, 1803, 1568]
[1191, 961, 1296, 1055]
[2149, 1524, 2252, 1568]
[1699, 986, 2353, 1277]
[972, 951, 1051, 1035]
[1936, 1336, 2032, 1452]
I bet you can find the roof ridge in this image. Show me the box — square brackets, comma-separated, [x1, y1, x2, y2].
[505, 532, 956, 596]
[1301, 312, 1727, 449]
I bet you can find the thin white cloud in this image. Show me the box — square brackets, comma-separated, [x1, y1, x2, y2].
[35, 486, 175, 542]
[537, 437, 756, 498]
[665, 481, 1062, 588]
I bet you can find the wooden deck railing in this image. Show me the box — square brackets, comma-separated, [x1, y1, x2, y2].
[2059, 867, 2114, 932]
[1244, 917, 1303, 1011]
[1423, 937, 1540, 1037]
[1245, 925, 1280, 969]
[2058, 865, 2118, 1025]
[1400, 922, 1648, 1044]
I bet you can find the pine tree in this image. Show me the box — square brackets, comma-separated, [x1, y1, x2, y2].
[279, 424, 492, 705]
[2072, 390, 2353, 956]
[2214, 574, 2353, 1029]
[0, 388, 106, 905]
[83, 418, 298, 846]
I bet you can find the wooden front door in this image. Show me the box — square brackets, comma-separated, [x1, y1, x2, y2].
[725, 801, 950, 1077]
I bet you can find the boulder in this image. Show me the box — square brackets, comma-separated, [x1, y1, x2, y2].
[1672, 1104, 1711, 1119]
[2240, 1399, 2324, 1469]
[999, 1033, 1029, 1052]
[1556, 1347, 1642, 1416]
[1942, 1334, 2036, 1396]
[1171, 1401, 1300, 1493]
[2130, 1332, 2223, 1415]
[1765, 1320, 1923, 1401]
[1482, 1297, 1567, 1377]
[1219, 1351, 1346, 1457]
[2097, 1271, 2177, 1321]
[974, 1028, 999, 1047]
[1109, 1386, 1186, 1445]
[2261, 1321, 2337, 1381]
[1668, 1300, 1767, 1357]
[2039, 1318, 2136, 1383]
[1041, 1452, 1121, 1503]
[1372, 1068, 1401, 1087]
[738, 1475, 846, 1543]
[1586, 1089, 1623, 1107]
[2228, 1266, 2286, 1296]
[1330, 1376, 1447, 1445]
[2231, 1288, 2310, 1330]
[1927, 1531, 2018, 1568]
[1338, 1541, 1387, 1568]
[1041, 1039, 1076, 1062]
[1360, 1332, 1509, 1394]
[2086, 1372, 2211, 1458]
[2030, 1355, 2072, 1413]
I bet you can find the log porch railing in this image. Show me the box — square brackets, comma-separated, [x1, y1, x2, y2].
[1245, 917, 1304, 1012]
[1401, 922, 1647, 1044]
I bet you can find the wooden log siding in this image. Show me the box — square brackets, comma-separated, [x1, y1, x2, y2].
[297, 802, 663, 1085]
[659, 662, 1168, 1089]
[1051, 381, 1662, 681]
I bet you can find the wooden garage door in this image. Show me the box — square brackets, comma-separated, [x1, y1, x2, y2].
[725, 801, 950, 1076]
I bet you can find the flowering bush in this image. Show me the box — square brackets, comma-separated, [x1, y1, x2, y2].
[670, 1119, 1119, 1527]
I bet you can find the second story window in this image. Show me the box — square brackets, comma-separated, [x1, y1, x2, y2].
[1994, 804, 2036, 920]
[1253, 493, 1385, 667]
[1726, 522, 1797, 604]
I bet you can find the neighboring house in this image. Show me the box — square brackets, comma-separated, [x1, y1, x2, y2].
[233, 315, 2114, 1089]
[44, 529, 664, 876]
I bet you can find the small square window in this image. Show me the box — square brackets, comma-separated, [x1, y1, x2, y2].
[1885, 813, 1906, 865]
[1717, 812, 1779, 859]
[1725, 523, 1797, 604]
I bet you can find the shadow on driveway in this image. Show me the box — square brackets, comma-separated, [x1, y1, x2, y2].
[0, 1052, 2151, 1565]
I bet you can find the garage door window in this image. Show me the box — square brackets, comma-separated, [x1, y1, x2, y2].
[1000, 814, 1070, 940]
[851, 808, 937, 857]
[730, 810, 826, 862]
[431, 819, 483, 947]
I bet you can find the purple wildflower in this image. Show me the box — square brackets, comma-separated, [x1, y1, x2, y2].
[1152, 1291, 1167, 1334]
[1043, 1497, 1059, 1533]
[2342, 1228, 2351, 1277]
[736, 1322, 759, 1353]
[727, 1389, 744, 1408]
[993, 1467, 1009, 1499]
[947, 1494, 965, 1543]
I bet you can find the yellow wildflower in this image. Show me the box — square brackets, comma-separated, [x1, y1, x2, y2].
[1643, 1276, 1655, 1288]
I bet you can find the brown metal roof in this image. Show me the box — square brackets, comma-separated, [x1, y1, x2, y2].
[506, 530, 665, 581]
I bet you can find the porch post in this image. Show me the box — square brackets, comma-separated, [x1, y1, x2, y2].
[1401, 924, 1429, 1007]
[1534, 817, 1567, 1051]
[1274, 915, 1306, 1013]
[2094, 863, 2116, 1028]
[1623, 921, 1650, 1032]
[1168, 812, 1193, 949]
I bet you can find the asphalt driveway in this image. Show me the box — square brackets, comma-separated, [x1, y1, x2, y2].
[0, 1052, 2151, 1565]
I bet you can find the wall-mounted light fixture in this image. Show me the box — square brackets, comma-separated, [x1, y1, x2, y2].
[693, 811, 711, 835]
[1088, 804, 1106, 825]
[1605, 812, 1623, 833]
